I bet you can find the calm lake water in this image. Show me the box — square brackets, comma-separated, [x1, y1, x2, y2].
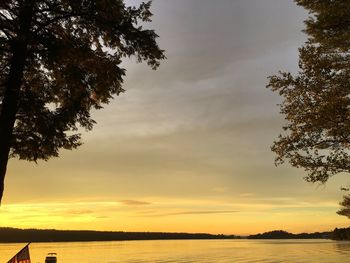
[1, 239, 350, 262]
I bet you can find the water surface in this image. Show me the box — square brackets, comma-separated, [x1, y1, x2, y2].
[1, 239, 350, 262]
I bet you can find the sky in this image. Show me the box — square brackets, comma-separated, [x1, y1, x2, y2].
[1, 0, 349, 235]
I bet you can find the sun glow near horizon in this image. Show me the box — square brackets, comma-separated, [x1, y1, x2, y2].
[1, 195, 349, 235]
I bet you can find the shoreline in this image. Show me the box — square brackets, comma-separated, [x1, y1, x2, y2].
[1, 227, 344, 243]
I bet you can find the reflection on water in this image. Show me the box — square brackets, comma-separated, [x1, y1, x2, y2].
[1, 239, 350, 262]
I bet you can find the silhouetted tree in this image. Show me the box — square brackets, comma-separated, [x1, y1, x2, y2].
[0, 0, 165, 203]
[268, 1, 350, 187]
[338, 195, 350, 218]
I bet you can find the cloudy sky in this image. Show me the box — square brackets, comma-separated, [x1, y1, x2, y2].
[1, 0, 349, 235]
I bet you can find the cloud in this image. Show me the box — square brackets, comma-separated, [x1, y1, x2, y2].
[138, 210, 238, 217]
[119, 200, 151, 206]
[239, 193, 255, 197]
[89, 0, 307, 139]
[66, 209, 94, 215]
[164, 210, 238, 216]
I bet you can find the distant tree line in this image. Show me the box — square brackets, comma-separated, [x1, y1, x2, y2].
[6, 227, 350, 242]
[332, 228, 350, 240]
[248, 230, 330, 239]
[0, 228, 240, 243]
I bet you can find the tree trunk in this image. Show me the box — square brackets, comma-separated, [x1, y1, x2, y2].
[0, 1, 34, 204]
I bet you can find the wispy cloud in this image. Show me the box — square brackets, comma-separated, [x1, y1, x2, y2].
[119, 200, 151, 206]
[136, 210, 238, 217]
[66, 209, 94, 215]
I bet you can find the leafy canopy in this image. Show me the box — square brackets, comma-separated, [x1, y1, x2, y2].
[268, 0, 350, 184]
[0, 0, 165, 161]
